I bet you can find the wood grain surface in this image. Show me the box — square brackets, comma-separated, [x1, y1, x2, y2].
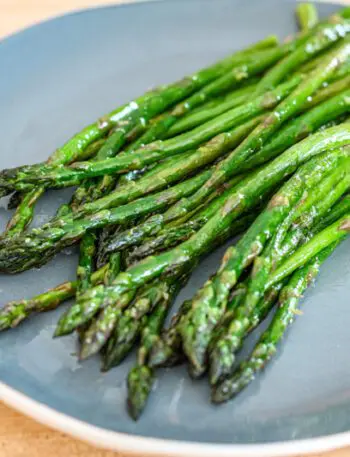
[1, 1, 350, 456]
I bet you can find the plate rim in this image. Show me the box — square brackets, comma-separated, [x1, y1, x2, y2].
[1, 0, 349, 455]
[2, 381, 350, 457]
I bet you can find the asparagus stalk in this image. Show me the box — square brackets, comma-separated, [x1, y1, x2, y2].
[0, 35, 278, 203]
[76, 232, 97, 296]
[77, 116, 261, 217]
[127, 283, 180, 420]
[2, 191, 350, 334]
[148, 300, 192, 369]
[239, 87, 350, 172]
[6, 135, 104, 212]
[102, 281, 172, 370]
[179, 149, 349, 376]
[296, 3, 319, 32]
[127, 43, 289, 150]
[126, 212, 256, 266]
[79, 287, 137, 359]
[0, 77, 301, 194]
[253, 17, 349, 95]
[0, 169, 213, 274]
[212, 245, 337, 404]
[53, 124, 350, 336]
[148, 41, 350, 226]
[0, 265, 108, 331]
[208, 165, 350, 383]
[209, 281, 283, 384]
[4, 138, 107, 237]
[165, 82, 256, 137]
[126, 47, 281, 150]
[266, 213, 350, 289]
[99, 87, 350, 256]
[103, 172, 249, 256]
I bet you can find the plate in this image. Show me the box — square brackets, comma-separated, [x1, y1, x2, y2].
[0, 0, 349, 456]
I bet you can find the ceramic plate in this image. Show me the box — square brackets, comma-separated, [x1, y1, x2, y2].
[1, 0, 350, 455]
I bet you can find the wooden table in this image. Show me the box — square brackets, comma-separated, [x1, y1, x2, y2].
[1, 1, 350, 456]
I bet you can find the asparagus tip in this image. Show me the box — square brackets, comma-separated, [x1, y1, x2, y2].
[127, 365, 154, 421]
[209, 341, 235, 385]
[211, 381, 232, 404]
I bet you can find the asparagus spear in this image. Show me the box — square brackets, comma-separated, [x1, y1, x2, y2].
[77, 116, 262, 217]
[148, 300, 192, 369]
[102, 281, 172, 370]
[315, 194, 350, 230]
[126, 47, 283, 150]
[103, 172, 249, 256]
[0, 169, 213, 274]
[76, 231, 97, 296]
[239, 87, 350, 172]
[127, 283, 180, 420]
[7, 134, 105, 211]
[79, 287, 137, 359]
[126, 212, 256, 266]
[179, 149, 349, 376]
[146, 40, 350, 227]
[208, 165, 350, 383]
[0, 265, 108, 331]
[165, 82, 256, 137]
[3, 190, 350, 335]
[4, 138, 107, 237]
[0, 77, 301, 194]
[212, 245, 337, 404]
[266, 213, 350, 289]
[253, 17, 349, 95]
[209, 281, 283, 384]
[296, 3, 319, 32]
[54, 124, 350, 336]
[97, 87, 350, 255]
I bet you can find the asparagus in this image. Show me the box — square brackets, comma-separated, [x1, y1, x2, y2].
[209, 281, 284, 384]
[239, 87, 350, 172]
[4, 138, 107, 237]
[126, 47, 281, 150]
[77, 116, 262, 217]
[0, 77, 301, 194]
[101, 87, 350, 255]
[296, 3, 319, 32]
[0, 36, 278, 203]
[166, 82, 256, 137]
[54, 124, 350, 336]
[253, 17, 349, 95]
[55, 35, 276, 159]
[102, 281, 172, 370]
[315, 194, 350, 230]
[3, 191, 347, 335]
[0, 265, 108, 331]
[0, 169, 212, 274]
[103, 172, 249, 256]
[208, 165, 350, 383]
[127, 283, 180, 420]
[148, 300, 192, 369]
[212, 245, 337, 404]
[146, 41, 350, 226]
[79, 287, 137, 359]
[266, 213, 350, 289]
[179, 149, 349, 376]
[76, 232, 97, 296]
[126, 212, 256, 266]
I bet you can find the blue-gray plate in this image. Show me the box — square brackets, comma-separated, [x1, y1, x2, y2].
[1, 0, 350, 455]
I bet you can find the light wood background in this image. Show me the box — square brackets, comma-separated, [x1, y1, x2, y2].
[1, 0, 350, 456]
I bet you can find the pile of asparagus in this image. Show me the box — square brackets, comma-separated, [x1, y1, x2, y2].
[0, 3, 350, 420]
